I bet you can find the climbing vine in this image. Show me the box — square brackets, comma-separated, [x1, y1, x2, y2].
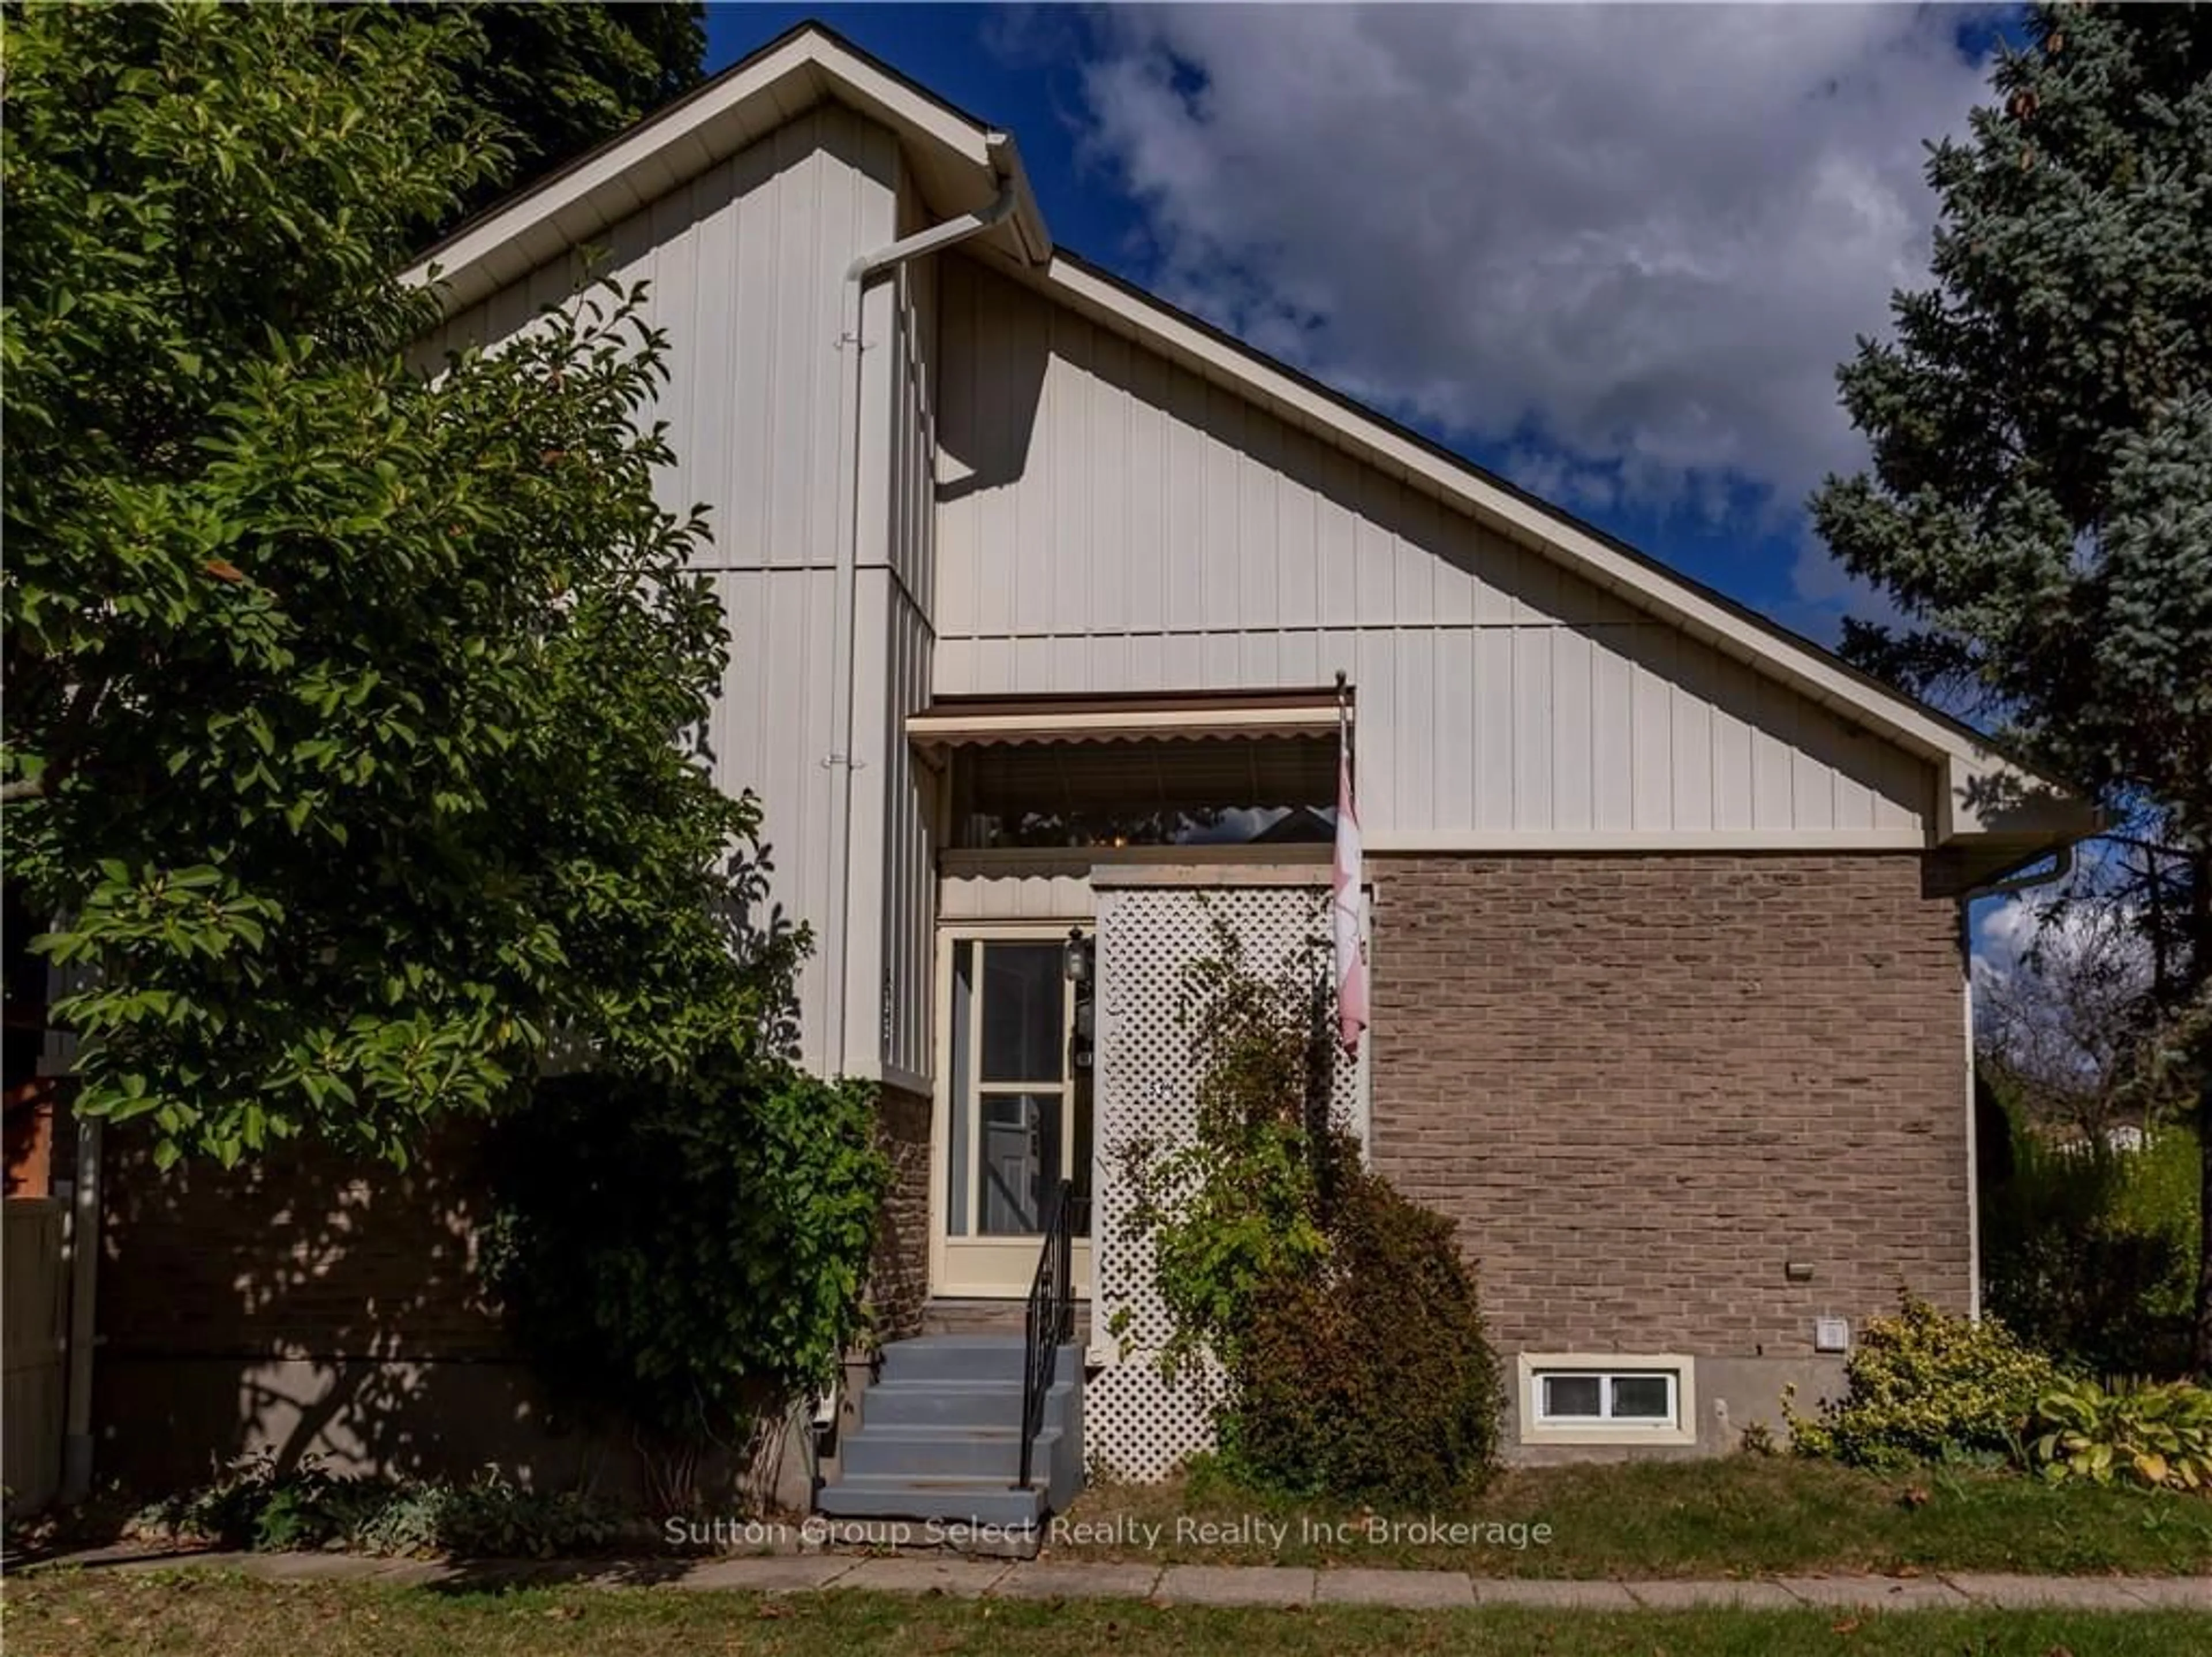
[1114, 920, 1335, 1379]
[1117, 916, 1501, 1504]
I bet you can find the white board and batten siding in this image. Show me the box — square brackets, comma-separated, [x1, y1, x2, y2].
[418, 104, 935, 1083]
[934, 259, 1935, 849]
[415, 100, 1945, 1084]
[854, 178, 944, 1088]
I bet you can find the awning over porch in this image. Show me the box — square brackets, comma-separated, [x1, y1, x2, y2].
[908, 691, 1348, 849]
[905, 688, 1346, 748]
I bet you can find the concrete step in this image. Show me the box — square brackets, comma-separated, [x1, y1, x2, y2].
[877, 1337, 1079, 1387]
[820, 1334, 1085, 1526]
[923, 1298, 1094, 1341]
[859, 1380, 1024, 1429]
[814, 1474, 1048, 1529]
[840, 1424, 1063, 1481]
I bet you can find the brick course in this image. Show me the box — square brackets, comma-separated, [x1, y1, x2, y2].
[868, 1084, 933, 1344]
[1368, 853, 1971, 1358]
[99, 1119, 505, 1363]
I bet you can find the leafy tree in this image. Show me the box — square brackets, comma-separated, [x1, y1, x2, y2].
[1978, 869, 2160, 1140]
[435, 3, 706, 240]
[0, 4, 776, 1166]
[1809, 5, 2212, 1365]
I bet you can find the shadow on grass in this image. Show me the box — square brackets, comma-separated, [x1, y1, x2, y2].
[414, 1554, 699, 1593]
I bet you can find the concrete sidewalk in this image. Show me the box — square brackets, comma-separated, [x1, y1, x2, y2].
[41, 1549, 2212, 1611]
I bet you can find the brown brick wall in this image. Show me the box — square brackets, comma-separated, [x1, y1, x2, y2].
[101, 1084, 942, 1364]
[1369, 853, 1971, 1358]
[93, 1119, 529, 1490]
[99, 1119, 505, 1363]
[868, 1084, 933, 1345]
[94, 1083, 935, 1489]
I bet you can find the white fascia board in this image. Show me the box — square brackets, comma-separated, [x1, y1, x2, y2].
[1362, 829, 1932, 854]
[1037, 256, 2088, 844]
[984, 129, 1054, 266]
[906, 705, 1338, 746]
[402, 28, 1033, 316]
[1941, 751, 2103, 842]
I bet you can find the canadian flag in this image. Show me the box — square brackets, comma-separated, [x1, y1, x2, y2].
[1332, 746, 1368, 1053]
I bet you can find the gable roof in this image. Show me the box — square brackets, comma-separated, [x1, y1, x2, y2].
[403, 22, 1050, 315]
[406, 22, 2094, 860]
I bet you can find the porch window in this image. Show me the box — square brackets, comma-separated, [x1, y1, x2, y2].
[948, 734, 1335, 849]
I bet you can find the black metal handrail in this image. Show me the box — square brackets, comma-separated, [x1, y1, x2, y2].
[1015, 1177, 1078, 1492]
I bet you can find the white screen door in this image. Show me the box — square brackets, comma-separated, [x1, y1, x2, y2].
[934, 931, 1093, 1298]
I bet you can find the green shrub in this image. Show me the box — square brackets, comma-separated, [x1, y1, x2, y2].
[2031, 1376, 2212, 1494]
[1980, 1100, 2195, 1378]
[1119, 919, 1501, 1505]
[1785, 1293, 2061, 1469]
[137, 1454, 625, 1557]
[145, 1454, 366, 1552]
[351, 1472, 624, 1557]
[480, 1055, 887, 1500]
[2112, 1124, 2202, 1260]
[1221, 1161, 1502, 1505]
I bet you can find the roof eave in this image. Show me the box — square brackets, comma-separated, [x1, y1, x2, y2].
[1028, 252, 2093, 849]
[1940, 752, 2105, 847]
[401, 23, 1049, 317]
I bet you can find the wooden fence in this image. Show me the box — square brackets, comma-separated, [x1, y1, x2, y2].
[3, 1197, 67, 1513]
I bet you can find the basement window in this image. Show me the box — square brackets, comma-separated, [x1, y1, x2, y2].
[1518, 1355, 1697, 1447]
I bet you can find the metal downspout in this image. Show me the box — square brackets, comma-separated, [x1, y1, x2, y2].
[59, 1113, 101, 1503]
[821, 142, 1022, 1075]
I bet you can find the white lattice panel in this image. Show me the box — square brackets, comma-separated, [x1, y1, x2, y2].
[1086, 881, 1366, 1482]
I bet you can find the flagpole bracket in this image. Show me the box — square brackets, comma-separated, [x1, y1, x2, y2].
[1333, 669, 1354, 773]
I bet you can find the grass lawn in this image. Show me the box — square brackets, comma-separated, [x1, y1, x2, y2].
[7, 1573, 2209, 1657]
[1049, 1457, 2212, 1577]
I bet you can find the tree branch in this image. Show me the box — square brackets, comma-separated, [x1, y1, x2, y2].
[4, 665, 115, 808]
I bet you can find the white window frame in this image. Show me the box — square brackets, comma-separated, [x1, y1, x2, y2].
[1517, 1353, 1698, 1447]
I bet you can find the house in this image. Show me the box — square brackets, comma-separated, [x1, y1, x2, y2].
[90, 23, 2092, 1523]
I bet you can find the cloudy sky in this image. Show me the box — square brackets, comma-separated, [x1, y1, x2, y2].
[709, 3, 2012, 642]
